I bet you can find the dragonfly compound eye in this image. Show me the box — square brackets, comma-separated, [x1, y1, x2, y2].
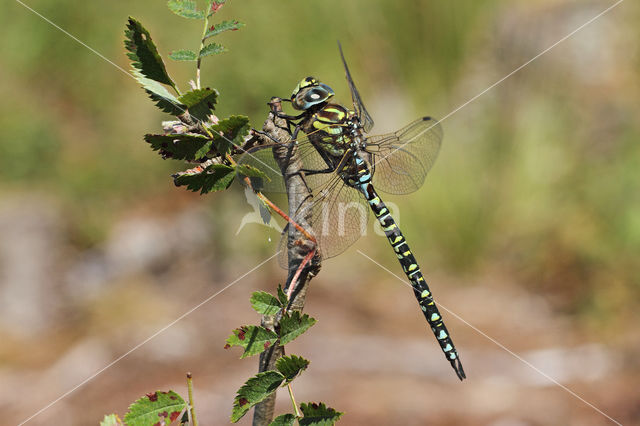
[292, 82, 335, 110]
[291, 76, 317, 98]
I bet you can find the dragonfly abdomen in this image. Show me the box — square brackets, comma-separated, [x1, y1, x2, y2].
[352, 157, 466, 380]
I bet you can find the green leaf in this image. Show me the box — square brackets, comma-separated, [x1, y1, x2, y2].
[276, 355, 310, 384]
[200, 42, 227, 57]
[279, 311, 316, 345]
[123, 391, 186, 426]
[100, 414, 123, 426]
[250, 291, 282, 316]
[173, 163, 235, 194]
[225, 325, 278, 358]
[167, 0, 206, 19]
[269, 413, 297, 426]
[204, 20, 245, 39]
[169, 49, 198, 61]
[206, 115, 250, 156]
[178, 88, 219, 122]
[236, 164, 269, 180]
[209, 115, 250, 144]
[231, 371, 285, 423]
[125, 18, 175, 88]
[277, 285, 289, 306]
[207, 0, 226, 17]
[145, 133, 211, 161]
[132, 70, 185, 115]
[299, 402, 343, 426]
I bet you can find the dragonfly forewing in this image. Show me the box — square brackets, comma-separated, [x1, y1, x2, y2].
[366, 117, 443, 195]
[338, 42, 375, 133]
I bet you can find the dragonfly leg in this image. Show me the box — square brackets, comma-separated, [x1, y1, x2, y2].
[290, 124, 302, 141]
[301, 167, 335, 176]
[275, 111, 305, 121]
[251, 128, 282, 144]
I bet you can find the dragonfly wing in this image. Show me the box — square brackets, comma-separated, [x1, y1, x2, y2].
[366, 116, 443, 195]
[236, 131, 338, 194]
[338, 42, 375, 133]
[236, 144, 287, 193]
[294, 137, 339, 192]
[310, 176, 369, 260]
[278, 174, 369, 268]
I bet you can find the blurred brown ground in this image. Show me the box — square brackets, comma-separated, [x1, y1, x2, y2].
[1, 0, 639, 425]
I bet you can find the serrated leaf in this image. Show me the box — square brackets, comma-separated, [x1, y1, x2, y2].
[279, 311, 316, 345]
[276, 355, 310, 384]
[207, 0, 226, 17]
[209, 115, 250, 145]
[269, 413, 297, 426]
[167, 0, 206, 19]
[178, 88, 219, 122]
[231, 371, 285, 422]
[169, 49, 198, 61]
[299, 402, 343, 426]
[225, 325, 278, 358]
[236, 164, 269, 180]
[125, 18, 175, 88]
[200, 42, 227, 57]
[180, 410, 189, 425]
[206, 115, 250, 156]
[100, 414, 123, 426]
[277, 285, 289, 306]
[132, 70, 185, 116]
[123, 391, 186, 426]
[145, 133, 211, 161]
[250, 291, 282, 316]
[204, 20, 245, 39]
[173, 163, 235, 194]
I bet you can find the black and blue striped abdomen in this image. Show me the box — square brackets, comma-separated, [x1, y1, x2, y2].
[351, 155, 465, 380]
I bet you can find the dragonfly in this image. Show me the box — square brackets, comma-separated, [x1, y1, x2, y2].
[238, 44, 465, 380]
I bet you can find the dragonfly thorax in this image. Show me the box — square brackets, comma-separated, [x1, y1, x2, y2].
[303, 103, 364, 159]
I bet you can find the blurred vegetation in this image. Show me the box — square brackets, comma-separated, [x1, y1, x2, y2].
[1, 0, 638, 330]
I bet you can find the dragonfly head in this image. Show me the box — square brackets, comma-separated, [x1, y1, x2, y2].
[291, 76, 334, 110]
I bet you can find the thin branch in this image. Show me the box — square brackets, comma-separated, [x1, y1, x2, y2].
[196, 5, 211, 89]
[251, 98, 320, 426]
[186, 372, 198, 426]
[287, 383, 301, 417]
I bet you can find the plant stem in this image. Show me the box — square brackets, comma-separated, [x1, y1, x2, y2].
[171, 82, 182, 97]
[186, 372, 198, 426]
[251, 99, 319, 426]
[196, 6, 211, 89]
[287, 383, 301, 417]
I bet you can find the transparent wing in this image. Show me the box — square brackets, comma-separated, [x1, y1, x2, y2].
[236, 132, 336, 194]
[236, 144, 287, 193]
[338, 42, 374, 133]
[278, 173, 370, 268]
[365, 117, 443, 195]
[295, 137, 339, 193]
[239, 125, 371, 268]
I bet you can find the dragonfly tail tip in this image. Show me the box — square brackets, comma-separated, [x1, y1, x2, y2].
[452, 358, 466, 381]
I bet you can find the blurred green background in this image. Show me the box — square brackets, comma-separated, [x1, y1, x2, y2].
[1, 0, 639, 425]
